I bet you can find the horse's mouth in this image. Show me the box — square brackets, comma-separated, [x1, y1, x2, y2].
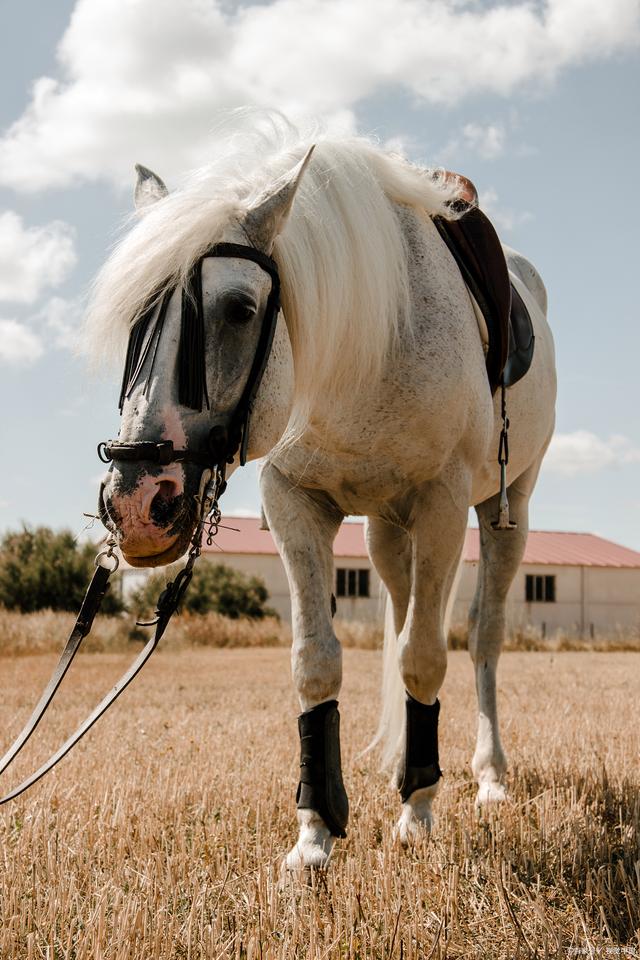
[120, 504, 199, 567]
[100, 482, 199, 568]
[120, 530, 194, 568]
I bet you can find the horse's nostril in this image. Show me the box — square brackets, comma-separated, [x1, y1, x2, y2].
[155, 479, 177, 503]
[150, 479, 183, 526]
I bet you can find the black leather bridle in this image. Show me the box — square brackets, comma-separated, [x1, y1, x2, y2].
[98, 241, 282, 472]
[0, 242, 282, 805]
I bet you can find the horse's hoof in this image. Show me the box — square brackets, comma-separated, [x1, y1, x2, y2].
[394, 783, 438, 848]
[283, 839, 333, 872]
[475, 780, 507, 806]
[395, 804, 433, 848]
[282, 809, 335, 874]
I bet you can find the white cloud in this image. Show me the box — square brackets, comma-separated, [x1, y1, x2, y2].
[438, 119, 507, 164]
[0, 0, 638, 191]
[478, 186, 533, 232]
[35, 295, 84, 349]
[0, 318, 44, 365]
[544, 430, 640, 476]
[461, 122, 506, 160]
[0, 212, 76, 303]
[0, 298, 83, 369]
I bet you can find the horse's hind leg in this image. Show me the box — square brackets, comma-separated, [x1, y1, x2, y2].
[384, 480, 468, 844]
[470, 462, 540, 804]
[366, 517, 412, 764]
[260, 461, 346, 872]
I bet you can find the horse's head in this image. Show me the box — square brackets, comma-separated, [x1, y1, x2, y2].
[99, 150, 312, 567]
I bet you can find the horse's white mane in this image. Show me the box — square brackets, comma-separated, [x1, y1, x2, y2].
[85, 111, 461, 430]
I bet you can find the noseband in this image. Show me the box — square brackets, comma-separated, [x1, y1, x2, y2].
[98, 242, 281, 472]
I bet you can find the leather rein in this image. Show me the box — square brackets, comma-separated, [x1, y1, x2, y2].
[0, 242, 280, 804]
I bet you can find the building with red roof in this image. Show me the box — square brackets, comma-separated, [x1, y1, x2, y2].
[195, 517, 640, 636]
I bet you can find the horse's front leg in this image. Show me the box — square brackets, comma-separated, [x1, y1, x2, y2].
[394, 478, 468, 845]
[260, 461, 347, 871]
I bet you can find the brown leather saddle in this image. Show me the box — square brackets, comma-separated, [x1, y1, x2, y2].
[432, 179, 535, 394]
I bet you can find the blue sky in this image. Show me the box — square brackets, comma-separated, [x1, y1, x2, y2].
[1, 0, 639, 548]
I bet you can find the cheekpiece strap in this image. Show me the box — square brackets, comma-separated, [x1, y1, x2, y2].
[204, 244, 281, 466]
[112, 241, 281, 470]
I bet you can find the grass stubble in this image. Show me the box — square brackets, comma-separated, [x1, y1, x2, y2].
[0, 642, 637, 959]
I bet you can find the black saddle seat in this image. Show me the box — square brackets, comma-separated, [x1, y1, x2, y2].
[432, 204, 535, 393]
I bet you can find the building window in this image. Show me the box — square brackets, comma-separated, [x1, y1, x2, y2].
[336, 567, 370, 598]
[525, 574, 556, 603]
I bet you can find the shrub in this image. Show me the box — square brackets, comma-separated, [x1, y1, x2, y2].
[0, 526, 124, 615]
[131, 561, 277, 620]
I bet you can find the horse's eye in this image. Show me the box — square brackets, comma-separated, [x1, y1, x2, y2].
[225, 300, 255, 325]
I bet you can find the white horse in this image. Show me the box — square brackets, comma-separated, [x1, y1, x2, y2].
[87, 115, 556, 870]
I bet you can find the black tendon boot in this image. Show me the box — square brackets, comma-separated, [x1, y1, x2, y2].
[398, 694, 442, 802]
[296, 700, 349, 838]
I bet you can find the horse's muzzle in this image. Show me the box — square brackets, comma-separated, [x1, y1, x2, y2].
[99, 465, 198, 567]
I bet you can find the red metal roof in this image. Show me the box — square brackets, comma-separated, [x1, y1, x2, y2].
[463, 528, 640, 567]
[204, 518, 640, 568]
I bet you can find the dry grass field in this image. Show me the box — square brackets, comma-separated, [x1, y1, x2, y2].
[1, 609, 640, 657]
[0, 645, 637, 959]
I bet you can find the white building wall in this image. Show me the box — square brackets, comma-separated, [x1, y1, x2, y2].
[454, 562, 640, 634]
[123, 550, 640, 633]
[332, 556, 384, 623]
[580, 567, 640, 630]
[213, 554, 291, 620]
[199, 553, 384, 623]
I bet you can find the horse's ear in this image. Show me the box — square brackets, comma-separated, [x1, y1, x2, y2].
[134, 164, 169, 210]
[243, 145, 315, 251]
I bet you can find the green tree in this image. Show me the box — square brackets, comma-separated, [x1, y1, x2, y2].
[0, 526, 124, 614]
[131, 561, 276, 620]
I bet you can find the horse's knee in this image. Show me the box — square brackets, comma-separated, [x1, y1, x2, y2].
[292, 633, 342, 709]
[398, 631, 447, 704]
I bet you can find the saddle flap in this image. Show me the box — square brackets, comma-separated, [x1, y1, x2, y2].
[433, 206, 534, 391]
[503, 281, 535, 388]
